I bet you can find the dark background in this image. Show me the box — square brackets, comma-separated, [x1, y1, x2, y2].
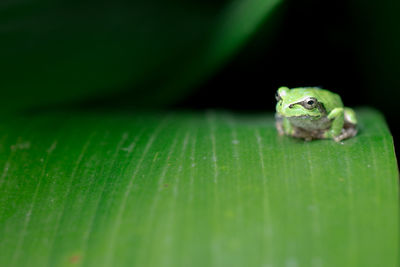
[1, 0, 399, 143]
[177, 0, 400, 143]
[180, 1, 364, 110]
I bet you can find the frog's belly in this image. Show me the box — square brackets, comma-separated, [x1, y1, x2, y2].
[288, 116, 331, 131]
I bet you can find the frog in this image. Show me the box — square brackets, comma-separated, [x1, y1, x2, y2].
[275, 86, 357, 142]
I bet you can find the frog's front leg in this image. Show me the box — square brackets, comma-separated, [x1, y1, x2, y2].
[275, 115, 294, 136]
[324, 107, 344, 141]
[282, 117, 294, 135]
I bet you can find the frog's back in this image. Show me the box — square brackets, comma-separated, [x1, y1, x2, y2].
[291, 87, 343, 112]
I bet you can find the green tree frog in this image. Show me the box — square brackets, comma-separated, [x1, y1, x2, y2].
[275, 86, 357, 142]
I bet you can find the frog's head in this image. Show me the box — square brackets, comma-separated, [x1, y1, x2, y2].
[275, 87, 326, 118]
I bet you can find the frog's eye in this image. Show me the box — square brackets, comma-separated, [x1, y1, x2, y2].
[275, 92, 282, 101]
[302, 97, 318, 109]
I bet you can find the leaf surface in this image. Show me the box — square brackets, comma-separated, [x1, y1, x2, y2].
[0, 109, 398, 267]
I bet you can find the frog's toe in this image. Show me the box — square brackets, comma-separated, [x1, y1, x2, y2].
[333, 135, 343, 142]
[333, 127, 358, 142]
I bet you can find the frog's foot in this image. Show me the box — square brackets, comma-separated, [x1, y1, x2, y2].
[332, 123, 358, 142]
[292, 127, 324, 141]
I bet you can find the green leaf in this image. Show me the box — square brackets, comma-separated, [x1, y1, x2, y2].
[0, 0, 282, 112]
[0, 108, 398, 267]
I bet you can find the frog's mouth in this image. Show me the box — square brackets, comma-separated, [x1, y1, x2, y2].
[276, 110, 321, 119]
[277, 101, 327, 118]
[286, 115, 321, 119]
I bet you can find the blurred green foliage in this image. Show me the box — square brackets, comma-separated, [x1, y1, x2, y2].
[1, 0, 399, 119]
[0, 0, 282, 112]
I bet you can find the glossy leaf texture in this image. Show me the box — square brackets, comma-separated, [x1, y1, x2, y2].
[0, 108, 398, 267]
[0, 0, 282, 112]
